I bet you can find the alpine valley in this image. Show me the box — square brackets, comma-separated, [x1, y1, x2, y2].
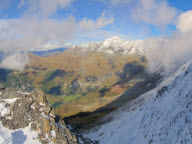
[1, 37, 161, 127]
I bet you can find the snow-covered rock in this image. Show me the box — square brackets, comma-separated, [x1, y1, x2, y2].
[83, 60, 192, 144]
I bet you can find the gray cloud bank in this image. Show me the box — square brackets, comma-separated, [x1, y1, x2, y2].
[0, 17, 76, 71]
[0, 0, 77, 71]
[144, 10, 192, 73]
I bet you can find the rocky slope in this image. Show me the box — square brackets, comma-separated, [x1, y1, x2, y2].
[83, 61, 192, 144]
[0, 85, 78, 144]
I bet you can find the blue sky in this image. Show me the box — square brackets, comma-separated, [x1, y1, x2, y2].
[0, 0, 191, 44]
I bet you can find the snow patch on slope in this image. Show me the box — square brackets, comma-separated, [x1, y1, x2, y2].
[1, 98, 20, 104]
[0, 122, 40, 144]
[0, 101, 10, 117]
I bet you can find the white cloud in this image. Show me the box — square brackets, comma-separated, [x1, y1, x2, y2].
[18, 0, 25, 8]
[19, 0, 74, 17]
[109, 0, 131, 5]
[144, 10, 192, 73]
[0, 17, 76, 70]
[95, 0, 177, 28]
[0, 17, 76, 51]
[176, 10, 192, 33]
[93, 0, 131, 5]
[79, 11, 114, 31]
[131, 0, 177, 28]
[0, 53, 28, 71]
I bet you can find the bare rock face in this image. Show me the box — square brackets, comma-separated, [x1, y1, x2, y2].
[0, 87, 78, 144]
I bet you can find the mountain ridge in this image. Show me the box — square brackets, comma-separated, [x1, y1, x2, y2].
[68, 36, 144, 55]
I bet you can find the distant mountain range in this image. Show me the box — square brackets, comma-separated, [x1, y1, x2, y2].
[31, 36, 143, 57]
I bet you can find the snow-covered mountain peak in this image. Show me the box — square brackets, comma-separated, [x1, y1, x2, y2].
[97, 37, 143, 55]
[101, 36, 125, 48]
[70, 36, 144, 55]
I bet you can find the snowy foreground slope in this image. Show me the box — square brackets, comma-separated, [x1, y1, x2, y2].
[83, 61, 192, 144]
